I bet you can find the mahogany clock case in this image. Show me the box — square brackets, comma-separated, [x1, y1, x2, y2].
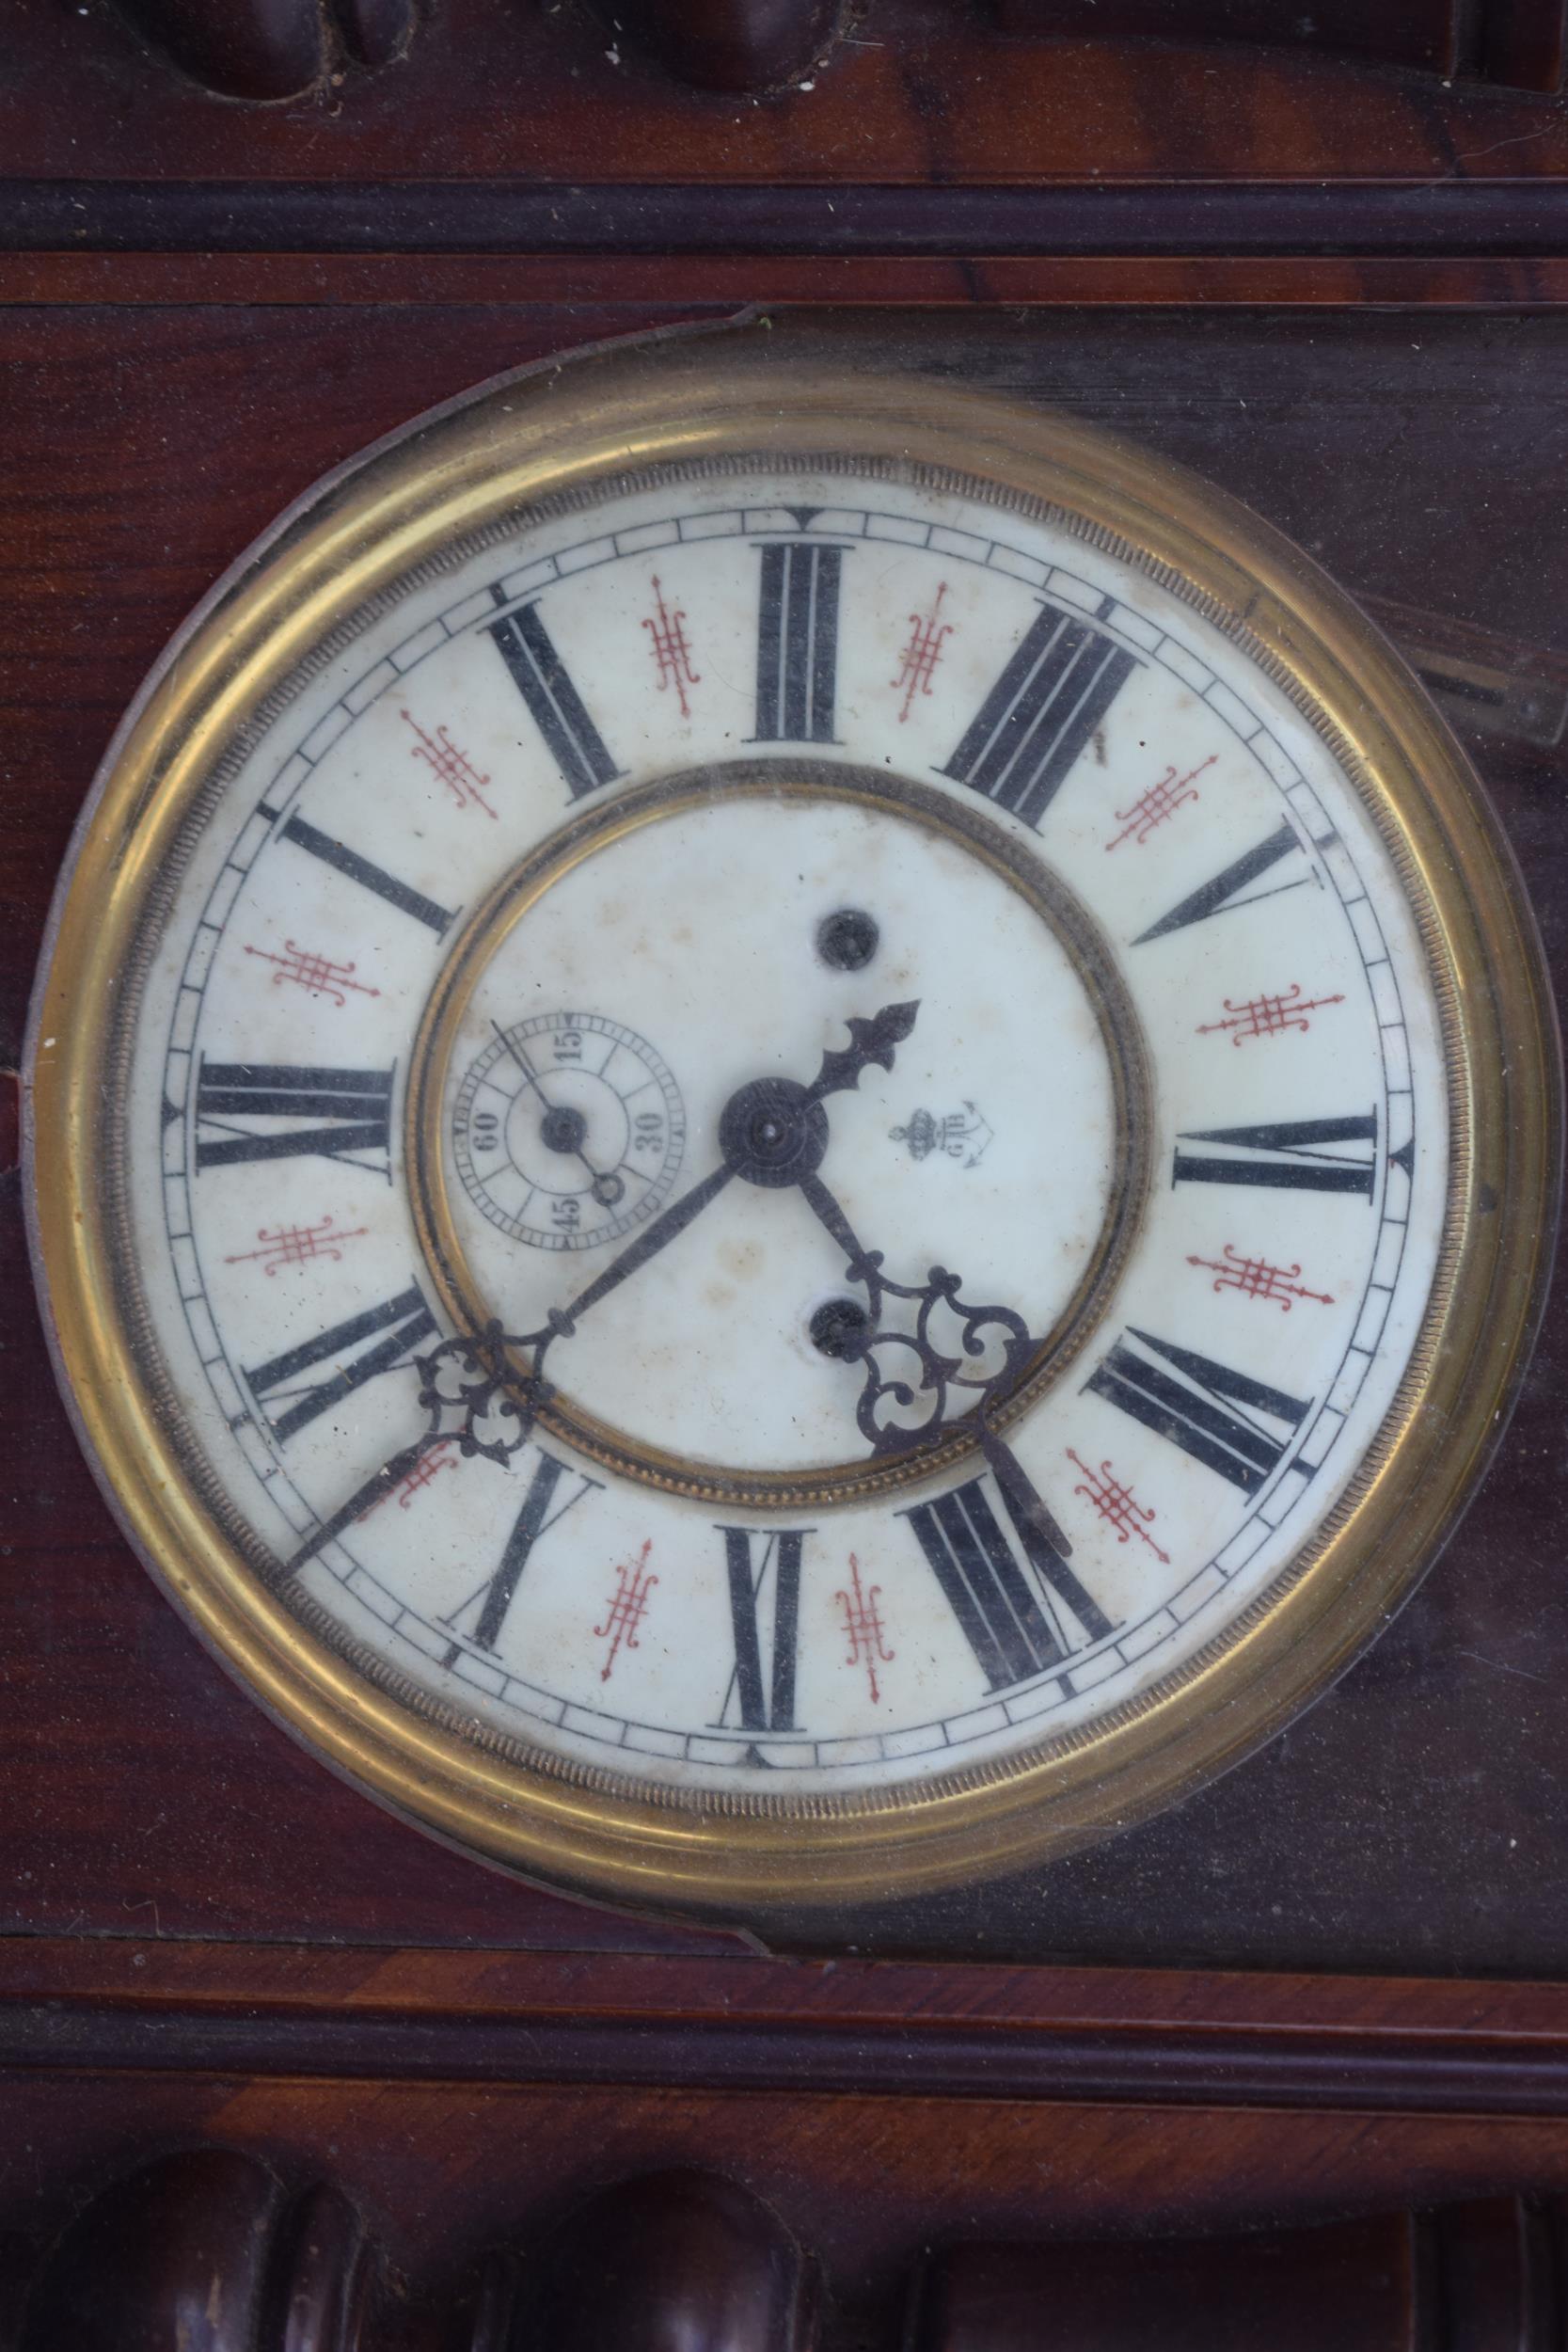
[4, 302, 1565, 1971]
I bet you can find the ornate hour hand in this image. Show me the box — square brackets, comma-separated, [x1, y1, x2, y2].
[796, 1168, 1037, 1457]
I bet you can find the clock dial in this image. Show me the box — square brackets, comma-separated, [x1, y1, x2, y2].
[28, 347, 1555, 1911]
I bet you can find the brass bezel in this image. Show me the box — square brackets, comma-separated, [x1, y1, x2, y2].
[24, 332, 1560, 1918]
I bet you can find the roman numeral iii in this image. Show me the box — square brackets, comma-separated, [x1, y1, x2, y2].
[753, 543, 844, 742]
[1173, 1112, 1378, 1197]
[245, 1280, 436, 1444]
[903, 1443, 1113, 1692]
[942, 604, 1136, 828]
[719, 1526, 807, 1735]
[1087, 1328, 1311, 1496]
[194, 1062, 394, 1175]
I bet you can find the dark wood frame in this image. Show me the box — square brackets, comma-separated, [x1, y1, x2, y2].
[5, 6, 1568, 2339]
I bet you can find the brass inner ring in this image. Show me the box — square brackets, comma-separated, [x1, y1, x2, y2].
[406, 759, 1154, 1509]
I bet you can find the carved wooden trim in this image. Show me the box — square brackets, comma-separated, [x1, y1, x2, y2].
[99, 0, 1568, 96]
[4, 2153, 1565, 2348]
[909, 2201, 1568, 2349]
[993, 0, 1568, 92]
[107, 0, 414, 100]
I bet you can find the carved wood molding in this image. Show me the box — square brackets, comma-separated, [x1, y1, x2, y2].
[108, 0, 414, 101]
[97, 0, 1568, 99]
[3, 2153, 1563, 2348]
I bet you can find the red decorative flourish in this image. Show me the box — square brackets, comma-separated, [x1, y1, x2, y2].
[594, 1541, 658, 1682]
[892, 582, 953, 722]
[641, 575, 701, 719]
[835, 1550, 895, 1705]
[364, 1438, 459, 1515]
[1197, 981, 1344, 1046]
[225, 1216, 368, 1277]
[243, 940, 380, 1007]
[402, 707, 497, 818]
[1103, 754, 1215, 850]
[1067, 1448, 1171, 1564]
[1188, 1243, 1334, 1311]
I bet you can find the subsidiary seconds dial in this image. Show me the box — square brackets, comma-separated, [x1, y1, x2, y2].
[451, 1011, 686, 1252]
[28, 337, 1554, 1916]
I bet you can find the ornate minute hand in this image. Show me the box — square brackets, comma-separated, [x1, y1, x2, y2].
[804, 1000, 920, 1102]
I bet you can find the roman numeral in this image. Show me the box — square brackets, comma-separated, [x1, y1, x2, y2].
[489, 602, 623, 800]
[194, 1062, 394, 1175]
[1132, 821, 1305, 945]
[1174, 1112, 1378, 1197]
[942, 605, 1136, 828]
[276, 813, 455, 937]
[753, 543, 843, 742]
[719, 1526, 806, 1736]
[245, 1280, 436, 1444]
[903, 1442, 1113, 1693]
[439, 1453, 602, 1658]
[1086, 1328, 1311, 1496]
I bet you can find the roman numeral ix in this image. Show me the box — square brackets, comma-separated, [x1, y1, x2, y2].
[1087, 1328, 1311, 1497]
[489, 600, 623, 801]
[194, 1061, 394, 1175]
[1173, 1112, 1378, 1198]
[942, 604, 1136, 828]
[245, 1280, 436, 1444]
[903, 1441, 1114, 1693]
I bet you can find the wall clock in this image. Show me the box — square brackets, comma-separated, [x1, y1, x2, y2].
[24, 327, 1557, 1922]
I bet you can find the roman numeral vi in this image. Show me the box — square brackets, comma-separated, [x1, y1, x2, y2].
[720, 1526, 807, 1737]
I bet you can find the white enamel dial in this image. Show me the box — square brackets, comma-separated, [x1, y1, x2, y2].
[102, 447, 1450, 1807]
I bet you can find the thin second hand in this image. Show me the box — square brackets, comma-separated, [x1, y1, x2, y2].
[491, 1019, 612, 1192]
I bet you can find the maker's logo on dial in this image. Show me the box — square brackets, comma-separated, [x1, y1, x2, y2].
[451, 1011, 686, 1251]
